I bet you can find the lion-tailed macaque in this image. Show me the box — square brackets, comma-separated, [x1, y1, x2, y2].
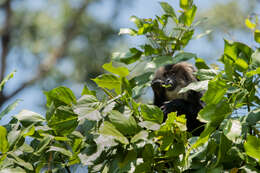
[151, 62, 204, 135]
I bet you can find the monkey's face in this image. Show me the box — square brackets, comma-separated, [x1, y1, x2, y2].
[152, 62, 197, 101]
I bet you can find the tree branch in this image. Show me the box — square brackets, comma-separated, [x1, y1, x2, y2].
[0, 0, 89, 107]
[0, 0, 11, 82]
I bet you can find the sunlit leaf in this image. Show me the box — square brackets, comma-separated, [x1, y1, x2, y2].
[0, 126, 9, 153]
[173, 52, 197, 64]
[245, 18, 256, 30]
[131, 130, 148, 143]
[9, 153, 33, 171]
[103, 61, 129, 77]
[159, 2, 178, 23]
[119, 28, 137, 36]
[0, 71, 15, 92]
[244, 135, 260, 161]
[140, 104, 163, 124]
[0, 99, 21, 121]
[48, 146, 73, 158]
[44, 86, 77, 107]
[138, 121, 160, 131]
[81, 85, 96, 96]
[14, 109, 45, 127]
[108, 110, 138, 136]
[254, 30, 260, 43]
[179, 80, 208, 93]
[93, 74, 121, 94]
[99, 121, 129, 144]
[223, 119, 242, 143]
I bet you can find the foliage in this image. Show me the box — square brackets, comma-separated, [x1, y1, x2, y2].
[1, 0, 260, 172]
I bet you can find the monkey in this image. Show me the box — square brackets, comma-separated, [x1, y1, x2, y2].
[151, 62, 205, 135]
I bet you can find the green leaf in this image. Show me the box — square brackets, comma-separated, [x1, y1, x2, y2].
[173, 52, 197, 64]
[179, 5, 197, 26]
[244, 135, 260, 161]
[223, 119, 242, 143]
[9, 153, 33, 171]
[245, 18, 256, 30]
[246, 67, 260, 77]
[131, 130, 148, 143]
[254, 30, 260, 43]
[0, 167, 26, 173]
[0, 99, 21, 121]
[252, 49, 260, 67]
[0, 71, 15, 92]
[214, 134, 232, 167]
[179, 80, 208, 94]
[73, 95, 102, 121]
[159, 2, 178, 23]
[180, 0, 190, 10]
[138, 121, 161, 131]
[81, 85, 96, 96]
[34, 136, 52, 156]
[99, 121, 129, 144]
[103, 61, 129, 77]
[0, 126, 9, 153]
[246, 108, 260, 126]
[93, 74, 121, 94]
[130, 16, 143, 28]
[108, 110, 138, 136]
[195, 69, 217, 80]
[198, 100, 232, 125]
[47, 106, 78, 135]
[202, 78, 227, 105]
[48, 146, 73, 158]
[118, 28, 137, 36]
[195, 58, 210, 69]
[44, 86, 77, 107]
[235, 58, 248, 71]
[140, 104, 163, 124]
[14, 110, 45, 127]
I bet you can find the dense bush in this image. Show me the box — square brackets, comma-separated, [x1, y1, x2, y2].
[0, 0, 260, 172]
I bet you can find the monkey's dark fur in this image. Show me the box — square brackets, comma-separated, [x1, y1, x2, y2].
[151, 62, 204, 135]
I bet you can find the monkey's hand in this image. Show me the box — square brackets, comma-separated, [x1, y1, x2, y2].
[160, 99, 185, 117]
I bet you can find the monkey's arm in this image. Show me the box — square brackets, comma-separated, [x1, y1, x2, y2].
[151, 79, 167, 107]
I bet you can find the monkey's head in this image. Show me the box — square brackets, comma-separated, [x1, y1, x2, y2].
[151, 62, 197, 101]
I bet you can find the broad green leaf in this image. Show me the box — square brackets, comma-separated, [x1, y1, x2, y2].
[246, 108, 260, 126]
[34, 136, 52, 156]
[179, 80, 208, 94]
[74, 95, 102, 121]
[195, 69, 217, 80]
[138, 121, 161, 131]
[254, 30, 260, 43]
[198, 100, 232, 125]
[0, 167, 26, 173]
[93, 74, 121, 94]
[119, 28, 137, 36]
[252, 49, 260, 67]
[245, 18, 256, 30]
[244, 135, 260, 161]
[118, 150, 137, 169]
[103, 61, 129, 77]
[130, 16, 142, 28]
[0, 71, 15, 92]
[14, 110, 45, 127]
[9, 153, 33, 171]
[173, 52, 197, 64]
[223, 119, 242, 143]
[129, 72, 153, 86]
[47, 106, 78, 135]
[246, 67, 260, 77]
[179, 5, 197, 26]
[235, 58, 248, 71]
[48, 146, 73, 158]
[0, 126, 9, 153]
[140, 104, 163, 124]
[99, 121, 129, 144]
[159, 2, 178, 23]
[131, 130, 148, 143]
[180, 29, 194, 46]
[224, 40, 238, 60]
[195, 58, 210, 69]
[44, 86, 77, 107]
[152, 56, 173, 67]
[0, 99, 21, 121]
[202, 78, 227, 104]
[81, 85, 96, 96]
[180, 0, 190, 10]
[108, 110, 138, 136]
